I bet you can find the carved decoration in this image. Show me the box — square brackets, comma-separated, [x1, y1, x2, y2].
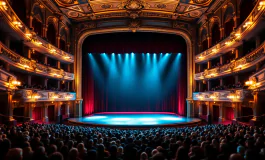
[128, 20, 141, 32]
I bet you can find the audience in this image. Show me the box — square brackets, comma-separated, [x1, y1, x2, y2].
[0, 123, 265, 160]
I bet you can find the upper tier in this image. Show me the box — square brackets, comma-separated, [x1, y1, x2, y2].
[195, 1, 265, 64]
[0, 1, 74, 63]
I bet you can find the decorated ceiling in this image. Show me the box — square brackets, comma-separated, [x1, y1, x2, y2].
[52, 0, 214, 22]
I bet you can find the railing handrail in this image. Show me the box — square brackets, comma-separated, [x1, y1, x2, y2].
[0, 0, 74, 63]
[0, 68, 16, 79]
[196, 0, 265, 63]
[0, 42, 74, 80]
[17, 88, 75, 93]
[195, 40, 265, 80]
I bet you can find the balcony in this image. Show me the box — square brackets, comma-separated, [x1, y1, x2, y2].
[0, 68, 19, 90]
[195, 0, 265, 63]
[14, 89, 76, 102]
[247, 67, 265, 91]
[0, 42, 74, 80]
[195, 41, 265, 80]
[193, 89, 250, 102]
[0, 1, 74, 63]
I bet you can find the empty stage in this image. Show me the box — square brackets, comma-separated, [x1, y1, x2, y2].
[68, 112, 201, 127]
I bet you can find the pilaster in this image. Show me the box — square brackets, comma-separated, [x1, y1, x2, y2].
[186, 99, 194, 118]
[75, 99, 83, 118]
[42, 105, 49, 122]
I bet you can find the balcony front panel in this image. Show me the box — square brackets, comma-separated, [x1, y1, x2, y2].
[0, 42, 74, 80]
[247, 68, 265, 91]
[0, 68, 17, 90]
[195, 41, 265, 80]
[195, 0, 265, 63]
[0, 1, 74, 63]
[15, 89, 76, 102]
[193, 89, 249, 102]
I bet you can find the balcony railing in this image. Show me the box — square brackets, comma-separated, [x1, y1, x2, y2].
[195, 0, 265, 63]
[14, 89, 76, 102]
[193, 89, 250, 102]
[195, 41, 265, 80]
[0, 42, 74, 80]
[0, 0, 74, 63]
[247, 67, 265, 91]
[0, 68, 18, 90]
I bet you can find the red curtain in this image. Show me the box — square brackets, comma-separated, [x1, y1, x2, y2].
[48, 105, 55, 121]
[82, 33, 187, 116]
[33, 107, 42, 120]
[225, 107, 234, 120]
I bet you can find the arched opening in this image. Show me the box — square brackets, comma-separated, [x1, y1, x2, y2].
[10, 0, 27, 24]
[33, 107, 42, 121]
[47, 23, 56, 46]
[211, 23, 220, 46]
[224, 19, 234, 38]
[82, 32, 187, 115]
[213, 105, 220, 122]
[240, 0, 257, 24]
[201, 29, 208, 52]
[32, 18, 42, 36]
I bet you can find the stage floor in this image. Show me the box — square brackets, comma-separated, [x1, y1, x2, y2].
[68, 112, 201, 127]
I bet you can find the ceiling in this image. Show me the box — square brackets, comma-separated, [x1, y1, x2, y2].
[52, 0, 214, 22]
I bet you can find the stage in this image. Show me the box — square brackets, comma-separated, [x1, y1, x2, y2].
[68, 112, 201, 127]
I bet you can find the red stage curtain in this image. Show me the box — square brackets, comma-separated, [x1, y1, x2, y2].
[225, 107, 234, 120]
[33, 107, 42, 120]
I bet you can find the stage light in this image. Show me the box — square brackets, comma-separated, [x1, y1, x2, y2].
[112, 53, 115, 55]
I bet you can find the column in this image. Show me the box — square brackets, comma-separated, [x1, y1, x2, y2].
[235, 48, 240, 59]
[56, 102, 61, 124]
[235, 75, 239, 84]
[42, 25, 47, 38]
[43, 56, 48, 65]
[220, 78, 223, 86]
[220, 27, 225, 40]
[66, 102, 70, 117]
[198, 103, 202, 117]
[207, 101, 212, 124]
[44, 78, 48, 88]
[186, 99, 194, 118]
[233, 16, 240, 29]
[67, 82, 70, 91]
[57, 80, 61, 90]
[27, 48, 32, 59]
[220, 55, 223, 65]
[233, 103, 238, 119]
[42, 105, 48, 122]
[207, 35, 212, 48]
[57, 61, 61, 69]
[56, 35, 60, 48]
[198, 81, 203, 92]
[207, 61, 211, 69]
[67, 43, 71, 53]
[198, 43, 202, 53]
[75, 99, 83, 118]
[207, 80, 211, 91]
[28, 75, 32, 86]
[29, 15, 33, 29]
[219, 103, 225, 122]
[8, 91, 16, 125]
[252, 92, 265, 118]
[256, 63, 261, 72]
[29, 103, 35, 121]
[67, 64, 71, 72]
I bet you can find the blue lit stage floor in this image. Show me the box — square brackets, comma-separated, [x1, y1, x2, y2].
[68, 112, 201, 127]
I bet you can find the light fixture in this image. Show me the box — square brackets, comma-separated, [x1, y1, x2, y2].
[24, 64, 30, 69]
[243, 21, 253, 28]
[33, 94, 40, 99]
[64, 55, 71, 59]
[25, 33, 32, 38]
[245, 80, 254, 86]
[50, 49, 56, 53]
[258, 1, 265, 10]
[210, 95, 216, 99]
[0, 1, 8, 10]
[13, 21, 22, 28]
[35, 41, 42, 45]
[212, 48, 217, 53]
[52, 94, 59, 99]
[237, 65, 242, 69]
[11, 80, 21, 86]
[225, 40, 233, 46]
[227, 94, 240, 100]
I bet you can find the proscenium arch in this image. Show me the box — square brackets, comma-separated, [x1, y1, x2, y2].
[75, 27, 194, 117]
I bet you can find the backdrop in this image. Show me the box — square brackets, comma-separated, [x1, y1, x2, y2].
[82, 32, 187, 116]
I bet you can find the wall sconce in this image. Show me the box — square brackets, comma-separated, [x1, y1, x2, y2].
[25, 33, 32, 38]
[243, 21, 253, 28]
[212, 48, 217, 53]
[52, 94, 59, 99]
[225, 40, 233, 46]
[237, 65, 242, 69]
[64, 55, 71, 59]
[50, 49, 56, 54]
[0, 1, 8, 10]
[13, 21, 22, 28]
[35, 41, 42, 46]
[227, 94, 240, 100]
[235, 33, 241, 39]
